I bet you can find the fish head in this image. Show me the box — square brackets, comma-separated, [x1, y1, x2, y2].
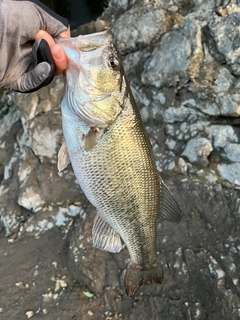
[57, 31, 125, 128]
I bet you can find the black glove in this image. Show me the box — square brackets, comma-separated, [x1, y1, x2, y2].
[0, 0, 69, 93]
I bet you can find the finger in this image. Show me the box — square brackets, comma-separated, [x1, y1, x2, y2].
[52, 27, 70, 73]
[34, 29, 70, 74]
[50, 44, 68, 75]
[34, 27, 70, 45]
[59, 28, 71, 38]
[34, 30, 55, 47]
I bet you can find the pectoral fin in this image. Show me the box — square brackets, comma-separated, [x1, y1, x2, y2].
[83, 127, 106, 151]
[83, 128, 99, 151]
[92, 214, 122, 253]
[159, 179, 182, 223]
[58, 142, 70, 172]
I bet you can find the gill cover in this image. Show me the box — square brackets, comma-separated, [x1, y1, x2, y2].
[58, 31, 123, 150]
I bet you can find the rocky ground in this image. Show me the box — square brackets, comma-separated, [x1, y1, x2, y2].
[1, 0, 240, 319]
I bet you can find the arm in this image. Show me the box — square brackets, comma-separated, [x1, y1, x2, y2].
[0, 0, 70, 93]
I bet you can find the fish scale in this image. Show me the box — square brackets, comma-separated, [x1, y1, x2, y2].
[57, 31, 182, 298]
[69, 100, 160, 265]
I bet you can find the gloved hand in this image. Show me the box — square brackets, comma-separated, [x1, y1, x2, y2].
[0, 0, 69, 93]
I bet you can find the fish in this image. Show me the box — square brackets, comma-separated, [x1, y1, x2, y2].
[57, 31, 182, 298]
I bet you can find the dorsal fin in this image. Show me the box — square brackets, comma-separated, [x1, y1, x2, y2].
[58, 142, 70, 172]
[159, 179, 182, 223]
[92, 214, 122, 253]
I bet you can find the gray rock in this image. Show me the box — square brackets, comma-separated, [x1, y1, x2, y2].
[208, 9, 240, 76]
[112, 5, 168, 55]
[216, 93, 240, 117]
[163, 99, 208, 125]
[182, 137, 213, 167]
[30, 117, 62, 160]
[222, 143, 240, 162]
[14, 78, 64, 121]
[217, 163, 240, 185]
[0, 198, 22, 237]
[18, 183, 45, 212]
[208, 125, 238, 149]
[142, 17, 202, 88]
[196, 101, 221, 116]
[18, 152, 38, 183]
[213, 67, 234, 94]
[163, 106, 190, 123]
[0, 77, 83, 238]
[163, 157, 189, 174]
[197, 169, 218, 183]
[21, 205, 86, 237]
[0, 104, 20, 140]
[165, 138, 176, 150]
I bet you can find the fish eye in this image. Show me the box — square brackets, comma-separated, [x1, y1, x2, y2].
[108, 56, 119, 69]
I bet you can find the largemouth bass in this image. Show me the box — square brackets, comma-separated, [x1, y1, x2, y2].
[57, 31, 182, 298]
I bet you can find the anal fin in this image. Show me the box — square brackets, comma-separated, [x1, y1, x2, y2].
[92, 214, 122, 253]
[159, 179, 182, 223]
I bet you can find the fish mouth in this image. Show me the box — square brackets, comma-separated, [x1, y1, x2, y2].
[56, 31, 112, 57]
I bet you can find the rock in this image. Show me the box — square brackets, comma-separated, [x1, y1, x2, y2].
[21, 205, 86, 237]
[217, 163, 240, 185]
[216, 93, 240, 117]
[165, 138, 176, 151]
[112, 5, 168, 55]
[142, 17, 202, 88]
[188, 121, 210, 139]
[0, 77, 83, 237]
[0, 198, 22, 237]
[182, 137, 213, 167]
[163, 106, 190, 123]
[195, 101, 221, 116]
[222, 143, 240, 162]
[18, 183, 45, 212]
[208, 125, 238, 149]
[213, 67, 234, 94]
[0, 104, 20, 140]
[197, 169, 218, 183]
[18, 152, 38, 183]
[30, 117, 62, 160]
[208, 9, 240, 76]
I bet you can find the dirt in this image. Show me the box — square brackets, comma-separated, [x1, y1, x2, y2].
[1, 180, 240, 320]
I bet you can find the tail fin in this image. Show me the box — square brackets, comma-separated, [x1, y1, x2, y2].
[124, 262, 164, 299]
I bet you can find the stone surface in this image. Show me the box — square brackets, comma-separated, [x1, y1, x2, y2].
[1, 1, 240, 319]
[208, 7, 240, 76]
[217, 163, 240, 185]
[222, 143, 240, 162]
[182, 137, 213, 168]
[112, 5, 168, 55]
[141, 17, 201, 89]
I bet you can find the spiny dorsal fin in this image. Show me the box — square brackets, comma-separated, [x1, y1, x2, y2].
[159, 179, 182, 223]
[58, 142, 70, 172]
[92, 214, 122, 253]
